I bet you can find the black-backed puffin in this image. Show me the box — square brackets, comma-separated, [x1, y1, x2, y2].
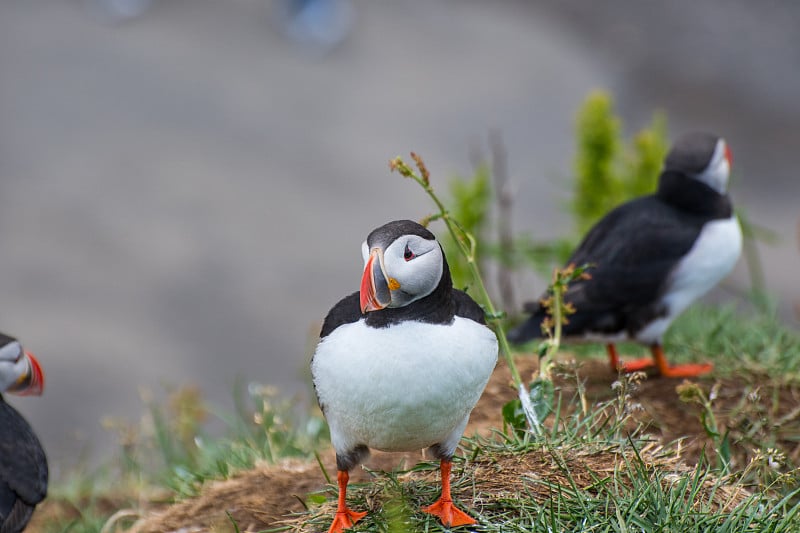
[508, 132, 742, 378]
[311, 220, 498, 532]
[0, 333, 47, 533]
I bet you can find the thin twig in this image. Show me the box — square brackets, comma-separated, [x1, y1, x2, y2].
[100, 509, 141, 533]
[490, 130, 516, 313]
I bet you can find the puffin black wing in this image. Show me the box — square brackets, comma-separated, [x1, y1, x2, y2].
[319, 292, 363, 339]
[569, 197, 706, 300]
[452, 290, 486, 325]
[511, 196, 708, 342]
[0, 397, 48, 533]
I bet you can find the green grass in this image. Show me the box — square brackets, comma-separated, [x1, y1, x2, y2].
[480, 450, 797, 533]
[559, 302, 800, 380]
[667, 304, 800, 379]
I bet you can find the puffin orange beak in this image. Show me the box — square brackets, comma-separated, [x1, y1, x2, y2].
[360, 248, 392, 313]
[8, 351, 44, 396]
[724, 143, 733, 167]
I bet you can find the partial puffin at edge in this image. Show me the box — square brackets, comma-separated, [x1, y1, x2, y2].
[0, 333, 48, 533]
[508, 132, 742, 378]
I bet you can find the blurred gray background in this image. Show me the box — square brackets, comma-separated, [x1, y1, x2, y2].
[1, 0, 798, 475]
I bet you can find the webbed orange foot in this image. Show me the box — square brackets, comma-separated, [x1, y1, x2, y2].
[422, 497, 476, 527]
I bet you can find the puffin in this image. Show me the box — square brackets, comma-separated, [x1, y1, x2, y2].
[311, 219, 498, 532]
[508, 132, 742, 378]
[0, 333, 47, 533]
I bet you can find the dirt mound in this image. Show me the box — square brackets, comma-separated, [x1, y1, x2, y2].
[129, 459, 322, 533]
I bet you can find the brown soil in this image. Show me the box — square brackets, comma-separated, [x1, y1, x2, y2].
[27, 353, 800, 533]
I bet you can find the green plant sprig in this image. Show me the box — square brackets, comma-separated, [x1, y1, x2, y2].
[677, 381, 732, 474]
[389, 154, 528, 416]
[537, 264, 589, 380]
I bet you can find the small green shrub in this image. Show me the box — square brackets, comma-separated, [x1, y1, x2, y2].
[572, 90, 669, 236]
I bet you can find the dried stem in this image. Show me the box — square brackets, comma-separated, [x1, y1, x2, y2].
[490, 130, 516, 313]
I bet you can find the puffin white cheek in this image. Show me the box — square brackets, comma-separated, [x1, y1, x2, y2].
[397, 253, 443, 296]
[706, 160, 728, 194]
[703, 142, 730, 194]
[0, 341, 21, 363]
[0, 362, 19, 390]
[361, 241, 369, 265]
[718, 158, 731, 189]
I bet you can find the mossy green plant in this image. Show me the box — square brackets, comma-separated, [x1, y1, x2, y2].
[572, 90, 669, 236]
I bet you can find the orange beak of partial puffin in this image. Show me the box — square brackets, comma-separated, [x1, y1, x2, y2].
[360, 248, 392, 313]
[9, 351, 45, 396]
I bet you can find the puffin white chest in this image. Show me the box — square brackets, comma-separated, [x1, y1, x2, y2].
[636, 214, 742, 343]
[664, 215, 742, 313]
[312, 317, 498, 453]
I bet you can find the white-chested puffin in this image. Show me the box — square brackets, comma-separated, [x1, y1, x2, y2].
[508, 132, 742, 378]
[0, 333, 47, 533]
[311, 219, 498, 532]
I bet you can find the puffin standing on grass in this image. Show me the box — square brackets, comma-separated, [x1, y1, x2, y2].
[0, 333, 47, 533]
[508, 132, 742, 378]
[311, 220, 498, 532]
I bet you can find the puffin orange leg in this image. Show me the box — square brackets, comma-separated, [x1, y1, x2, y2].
[606, 343, 620, 371]
[619, 357, 657, 372]
[607, 343, 655, 373]
[327, 470, 367, 533]
[651, 344, 713, 378]
[422, 459, 476, 527]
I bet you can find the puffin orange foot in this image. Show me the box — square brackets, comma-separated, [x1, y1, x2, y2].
[658, 362, 714, 378]
[617, 356, 656, 373]
[422, 498, 476, 527]
[326, 508, 367, 533]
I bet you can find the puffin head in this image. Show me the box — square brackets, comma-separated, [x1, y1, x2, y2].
[664, 132, 733, 194]
[359, 220, 445, 313]
[0, 334, 44, 396]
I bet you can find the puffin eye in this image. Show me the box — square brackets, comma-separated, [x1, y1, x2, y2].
[403, 245, 415, 261]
